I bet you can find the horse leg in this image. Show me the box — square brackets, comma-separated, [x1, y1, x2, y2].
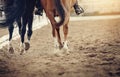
[20, 16, 27, 55]
[8, 24, 14, 54]
[51, 23, 59, 48]
[27, 14, 33, 42]
[63, 22, 70, 53]
[26, 14, 33, 51]
[16, 18, 22, 35]
[56, 28, 63, 49]
[46, 12, 59, 48]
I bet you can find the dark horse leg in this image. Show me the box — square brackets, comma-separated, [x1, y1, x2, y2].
[20, 14, 27, 54]
[25, 0, 35, 51]
[17, 13, 33, 55]
[16, 18, 22, 35]
[20, 0, 35, 55]
[8, 23, 14, 54]
[25, 13, 33, 51]
[27, 14, 33, 42]
[3, 0, 25, 54]
[0, 0, 36, 54]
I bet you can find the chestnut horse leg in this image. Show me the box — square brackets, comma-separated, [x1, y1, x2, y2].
[63, 20, 70, 52]
[56, 28, 63, 49]
[62, 8, 70, 52]
[8, 23, 14, 54]
[46, 12, 60, 48]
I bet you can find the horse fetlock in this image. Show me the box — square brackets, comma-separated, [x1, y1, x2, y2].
[27, 36, 31, 41]
[8, 41, 12, 47]
[63, 41, 70, 54]
[27, 31, 32, 40]
[8, 44, 12, 48]
[54, 38, 59, 48]
[20, 43, 26, 54]
[20, 43, 25, 48]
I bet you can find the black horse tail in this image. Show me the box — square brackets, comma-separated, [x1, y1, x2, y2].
[54, 0, 65, 28]
[0, 0, 25, 28]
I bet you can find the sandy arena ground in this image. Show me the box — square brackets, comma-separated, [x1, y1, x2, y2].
[0, 18, 120, 77]
[0, 28, 8, 37]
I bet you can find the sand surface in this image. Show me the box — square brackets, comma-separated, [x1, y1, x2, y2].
[0, 19, 120, 77]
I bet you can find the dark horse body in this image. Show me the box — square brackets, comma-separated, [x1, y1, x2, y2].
[0, 0, 65, 54]
[3, 0, 36, 54]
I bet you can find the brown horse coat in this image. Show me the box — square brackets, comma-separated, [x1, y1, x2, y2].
[41, 0, 77, 51]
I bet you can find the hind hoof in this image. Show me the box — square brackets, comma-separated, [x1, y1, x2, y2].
[25, 42, 30, 51]
[63, 48, 70, 55]
[8, 47, 14, 54]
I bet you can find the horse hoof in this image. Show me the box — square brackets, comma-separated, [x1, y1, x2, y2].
[25, 42, 30, 51]
[20, 49, 26, 55]
[62, 47, 70, 55]
[8, 47, 14, 54]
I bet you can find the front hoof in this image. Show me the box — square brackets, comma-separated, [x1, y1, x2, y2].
[63, 48, 70, 55]
[25, 42, 30, 51]
[63, 45, 70, 55]
[8, 47, 14, 54]
[53, 48, 63, 56]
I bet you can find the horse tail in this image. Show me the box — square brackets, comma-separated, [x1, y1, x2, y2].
[54, 0, 65, 28]
[0, 0, 25, 28]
